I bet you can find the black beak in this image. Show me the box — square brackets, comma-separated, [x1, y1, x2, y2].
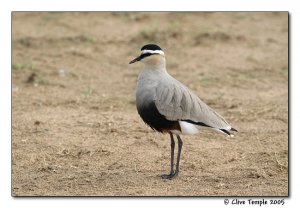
[129, 55, 142, 64]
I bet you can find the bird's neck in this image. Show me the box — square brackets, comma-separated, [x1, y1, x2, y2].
[144, 56, 167, 71]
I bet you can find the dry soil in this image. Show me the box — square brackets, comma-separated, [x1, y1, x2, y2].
[12, 12, 288, 196]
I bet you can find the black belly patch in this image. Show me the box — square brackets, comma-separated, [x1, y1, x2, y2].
[137, 101, 178, 133]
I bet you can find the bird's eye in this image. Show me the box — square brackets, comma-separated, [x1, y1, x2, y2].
[140, 53, 153, 59]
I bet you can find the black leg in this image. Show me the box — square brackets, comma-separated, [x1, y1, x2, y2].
[174, 135, 183, 176]
[161, 133, 175, 179]
[161, 134, 183, 180]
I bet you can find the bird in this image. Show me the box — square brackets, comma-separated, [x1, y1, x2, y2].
[129, 44, 237, 179]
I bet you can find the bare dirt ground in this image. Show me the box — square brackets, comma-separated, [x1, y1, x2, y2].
[12, 12, 288, 196]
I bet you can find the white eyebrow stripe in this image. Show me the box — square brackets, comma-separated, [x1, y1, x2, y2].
[141, 50, 165, 55]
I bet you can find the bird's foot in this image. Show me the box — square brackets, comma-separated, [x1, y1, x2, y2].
[161, 171, 178, 180]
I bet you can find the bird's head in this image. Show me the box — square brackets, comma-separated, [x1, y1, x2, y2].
[129, 44, 166, 67]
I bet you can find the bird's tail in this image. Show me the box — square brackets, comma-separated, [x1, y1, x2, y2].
[220, 127, 238, 137]
[231, 127, 238, 132]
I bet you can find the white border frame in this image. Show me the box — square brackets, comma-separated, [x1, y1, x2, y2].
[2, 0, 298, 207]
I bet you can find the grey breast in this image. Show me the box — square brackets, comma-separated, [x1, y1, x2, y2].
[136, 69, 160, 110]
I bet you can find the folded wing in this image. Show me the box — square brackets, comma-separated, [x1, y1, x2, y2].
[153, 76, 233, 132]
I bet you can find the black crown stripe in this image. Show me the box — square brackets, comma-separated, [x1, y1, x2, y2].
[141, 44, 162, 51]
